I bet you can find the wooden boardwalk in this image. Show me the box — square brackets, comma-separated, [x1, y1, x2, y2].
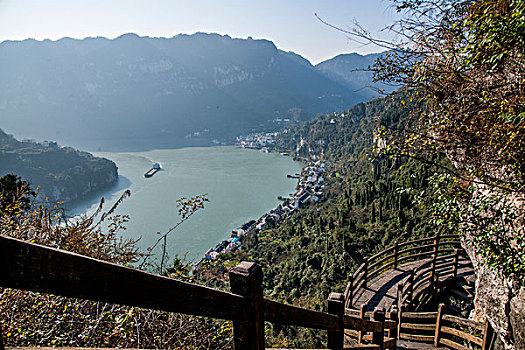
[350, 256, 474, 312]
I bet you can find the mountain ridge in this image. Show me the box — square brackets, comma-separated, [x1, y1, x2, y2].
[0, 33, 385, 151]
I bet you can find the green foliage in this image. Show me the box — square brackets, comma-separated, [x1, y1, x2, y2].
[198, 94, 448, 347]
[0, 174, 36, 215]
[425, 174, 525, 283]
[0, 189, 231, 349]
[0, 129, 117, 203]
[373, 0, 525, 282]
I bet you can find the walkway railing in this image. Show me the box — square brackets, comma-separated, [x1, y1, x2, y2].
[0, 235, 389, 350]
[344, 233, 463, 309]
[400, 304, 494, 350]
[345, 304, 494, 350]
[397, 249, 463, 310]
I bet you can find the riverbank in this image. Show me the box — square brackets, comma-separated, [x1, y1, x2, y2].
[200, 161, 326, 262]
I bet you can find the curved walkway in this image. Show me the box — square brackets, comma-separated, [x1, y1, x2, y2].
[350, 256, 474, 312]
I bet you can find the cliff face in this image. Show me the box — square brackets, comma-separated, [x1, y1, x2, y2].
[0, 129, 118, 204]
[463, 193, 525, 350]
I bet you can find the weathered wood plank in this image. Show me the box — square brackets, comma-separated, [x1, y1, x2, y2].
[353, 264, 366, 280]
[345, 329, 359, 338]
[343, 345, 380, 350]
[399, 333, 434, 342]
[345, 308, 361, 317]
[0, 236, 247, 321]
[483, 321, 494, 350]
[434, 303, 445, 347]
[438, 241, 462, 247]
[384, 337, 396, 350]
[368, 254, 394, 274]
[436, 261, 455, 270]
[398, 252, 434, 264]
[401, 322, 435, 331]
[368, 262, 395, 281]
[439, 337, 472, 350]
[412, 274, 432, 292]
[343, 314, 382, 332]
[371, 308, 385, 349]
[402, 311, 437, 319]
[383, 320, 397, 330]
[398, 244, 435, 256]
[441, 326, 483, 346]
[442, 315, 485, 331]
[264, 299, 338, 331]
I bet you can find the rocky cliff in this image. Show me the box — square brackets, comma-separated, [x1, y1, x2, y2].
[463, 192, 525, 350]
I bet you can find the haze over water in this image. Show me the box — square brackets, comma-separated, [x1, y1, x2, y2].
[68, 146, 303, 263]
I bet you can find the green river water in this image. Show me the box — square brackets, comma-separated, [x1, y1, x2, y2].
[68, 146, 303, 263]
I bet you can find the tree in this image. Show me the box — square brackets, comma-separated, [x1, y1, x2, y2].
[0, 174, 36, 215]
[334, 0, 525, 282]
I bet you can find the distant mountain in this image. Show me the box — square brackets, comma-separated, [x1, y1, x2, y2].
[0, 129, 117, 203]
[315, 52, 397, 97]
[0, 33, 382, 151]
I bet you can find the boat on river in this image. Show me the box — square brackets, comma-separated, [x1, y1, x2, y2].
[144, 163, 161, 178]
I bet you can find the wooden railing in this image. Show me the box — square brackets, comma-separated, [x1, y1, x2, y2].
[400, 304, 494, 350]
[344, 233, 463, 309]
[0, 235, 390, 350]
[345, 305, 494, 350]
[396, 249, 463, 310]
[345, 307, 399, 350]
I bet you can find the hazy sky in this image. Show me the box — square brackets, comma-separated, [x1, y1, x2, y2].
[0, 0, 398, 64]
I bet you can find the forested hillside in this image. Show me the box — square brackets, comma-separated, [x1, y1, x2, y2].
[198, 93, 448, 347]
[0, 129, 117, 203]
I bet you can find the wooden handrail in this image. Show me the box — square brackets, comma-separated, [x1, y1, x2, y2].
[393, 305, 490, 350]
[0, 235, 391, 350]
[264, 299, 338, 330]
[0, 235, 248, 321]
[397, 236, 436, 249]
[367, 246, 395, 263]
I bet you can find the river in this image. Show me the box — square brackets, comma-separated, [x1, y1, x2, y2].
[67, 146, 303, 263]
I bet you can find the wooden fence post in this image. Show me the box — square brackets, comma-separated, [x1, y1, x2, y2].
[452, 249, 459, 279]
[358, 304, 366, 344]
[372, 308, 385, 350]
[393, 241, 399, 269]
[483, 321, 494, 350]
[434, 303, 445, 347]
[434, 232, 440, 256]
[389, 308, 399, 340]
[229, 262, 265, 350]
[407, 268, 415, 306]
[431, 253, 438, 285]
[363, 260, 368, 289]
[345, 275, 354, 309]
[396, 283, 402, 310]
[327, 293, 344, 350]
[396, 308, 403, 343]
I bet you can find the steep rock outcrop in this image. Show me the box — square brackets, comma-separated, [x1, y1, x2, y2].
[463, 194, 525, 350]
